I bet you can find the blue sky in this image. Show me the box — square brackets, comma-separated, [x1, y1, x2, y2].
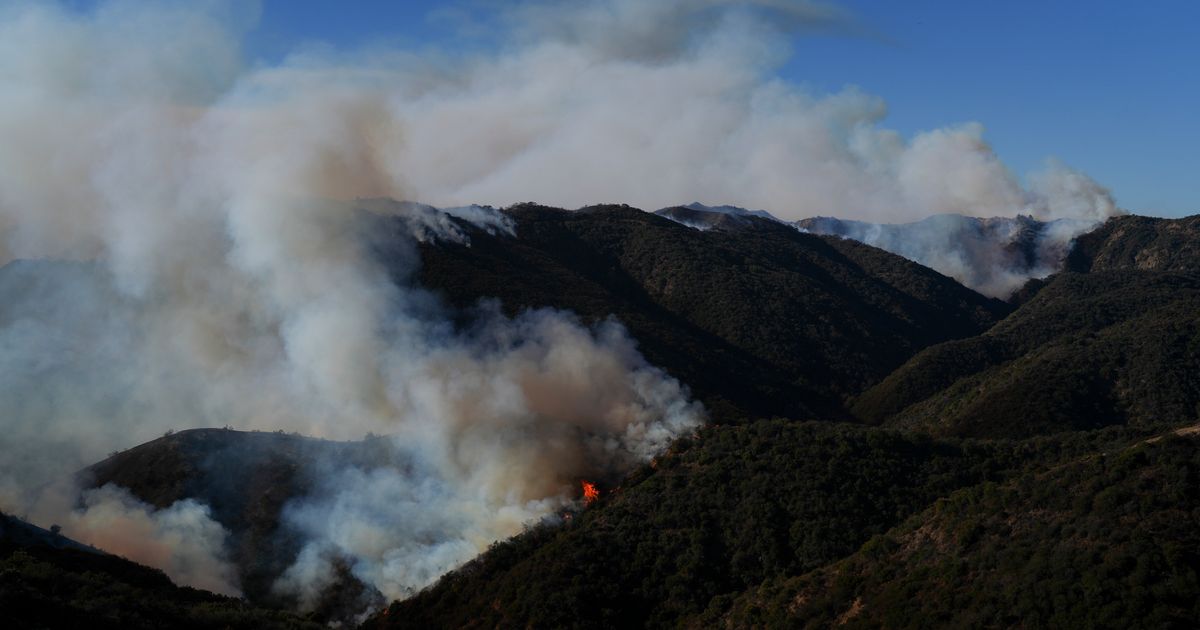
[67, 0, 1200, 217]
[785, 1, 1200, 218]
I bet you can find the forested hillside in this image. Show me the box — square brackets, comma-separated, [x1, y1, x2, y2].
[852, 270, 1200, 437]
[1067, 214, 1200, 273]
[84, 429, 398, 619]
[0, 511, 321, 629]
[35, 210, 1200, 629]
[365, 423, 1153, 629]
[413, 203, 1008, 420]
[366, 212, 1200, 629]
[714, 430, 1200, 629]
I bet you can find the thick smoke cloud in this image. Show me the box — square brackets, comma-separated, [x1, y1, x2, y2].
[785, 157, 1118, 297]
[272, 305, 699, 606]
[30, 483, 240, 596]
[0, 0, 1116, 610]
[794, 213, 1102, 298]
[385, 1, 1117, 224]
[0, 0, 703, 605]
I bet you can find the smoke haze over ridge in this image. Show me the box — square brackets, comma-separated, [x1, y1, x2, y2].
[0, 0, 1117, 610]
[792, 213, 1100, 298]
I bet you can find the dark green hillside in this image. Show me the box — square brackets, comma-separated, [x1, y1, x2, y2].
[368, 209, 1200, 629]
[84, 428, 393, 616]
[716, 429, 1200, 629]
[412, 203, 1008, 420]
[0, 511, 322, 630]
[1067, 214, 1200, 273]
[44, 207, 1200, 629]
[852, 270, 1200, 438]
[364, 421, 1134, 630]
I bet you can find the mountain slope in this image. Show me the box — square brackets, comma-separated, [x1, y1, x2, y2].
[411, 203, 1008, 421]
[795, 213, 1098, 298]
[62, 203, 1011, 622]
[363, 422, 1138, 630]
[83, 428, 393, 618]
[1066, 213, 1200, 273]
[654, 203, 780, 230]
[48, 206, 1200, 628]
[364, 210, 1200, 629]
[851, 269, 1200, 438]
[715, 429, 1200, 629]
[1, 510, 321, 630]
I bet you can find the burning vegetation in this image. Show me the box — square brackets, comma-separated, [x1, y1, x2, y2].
[581, 481, 600, 505]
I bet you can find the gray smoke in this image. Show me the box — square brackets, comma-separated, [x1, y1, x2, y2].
[389, 0, 1119, 295]
[0, 0, 1118, 608]
[795, 213, 1101, 298]
[382, 2, 1117, 224]
[0, 0, 702, 604]
[787, 156, 1120, 297]
[29, 482, 240, 596]
[663, 201, 1113, 297]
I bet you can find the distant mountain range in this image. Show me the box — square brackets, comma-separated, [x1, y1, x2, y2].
[413, 202, 1007, 421]
[657, 203, 1102, 298]
[374, 206, 1200, 629]
[5, 203, 1200, 628]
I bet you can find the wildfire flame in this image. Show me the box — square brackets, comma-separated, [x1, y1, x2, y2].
[581, 480, 600, 505]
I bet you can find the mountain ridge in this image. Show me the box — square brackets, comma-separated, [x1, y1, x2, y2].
[11, 206, 1200, 628]
[412, 202, 1008, 421]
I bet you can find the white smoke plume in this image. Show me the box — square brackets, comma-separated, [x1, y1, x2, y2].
[393, 0, 1118, 295]
[792, 212, 1102, 298]
[28, 482, 240, 596]
[789, 156, 1119, 297]
[0, 0, 703, 606]
[0, 0, 1117, 611]
[383, 2, 1118, 224]
[271, 305, 700, 607]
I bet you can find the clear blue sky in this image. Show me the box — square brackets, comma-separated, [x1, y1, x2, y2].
[70, 0, 1200, 217]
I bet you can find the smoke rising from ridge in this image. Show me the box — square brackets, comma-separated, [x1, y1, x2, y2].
[0, 0, 1117, 610]
[387, 1, 1117, 223]
[793, 212, 1102, 298]
[0, 0, 703, 605]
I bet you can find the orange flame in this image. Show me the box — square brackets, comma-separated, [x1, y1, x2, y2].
[581, 480, 600, 505]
